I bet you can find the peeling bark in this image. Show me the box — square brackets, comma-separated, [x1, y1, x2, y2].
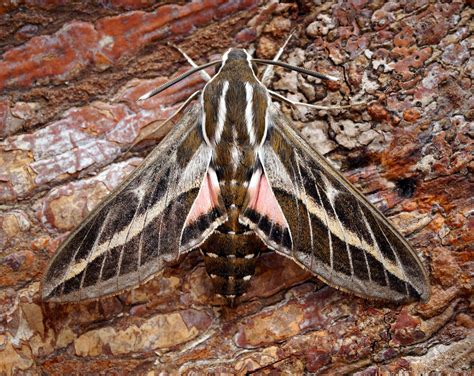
[0, 1, 472, 375]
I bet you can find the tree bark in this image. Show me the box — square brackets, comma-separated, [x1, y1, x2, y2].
[0, 1, 472, 374]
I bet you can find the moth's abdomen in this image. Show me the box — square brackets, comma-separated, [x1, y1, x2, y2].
[200, 230, 265, 300]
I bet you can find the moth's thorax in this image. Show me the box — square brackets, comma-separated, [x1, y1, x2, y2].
[202, 54, 269, 148]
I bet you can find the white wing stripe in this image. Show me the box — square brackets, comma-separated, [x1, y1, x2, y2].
[78, 210, 112, 298]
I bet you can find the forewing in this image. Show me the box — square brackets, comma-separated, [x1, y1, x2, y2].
[42, 104, 226, 302]
[249, 105, 429, 302]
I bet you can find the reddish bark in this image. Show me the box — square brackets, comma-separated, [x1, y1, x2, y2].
[0, 1, 472, 374]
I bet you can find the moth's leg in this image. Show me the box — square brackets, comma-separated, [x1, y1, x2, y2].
[130, 90, 202, 149]
[171, 44, 211, 82]
[261, 31, 295, 86]
[269, 89, 368, 111]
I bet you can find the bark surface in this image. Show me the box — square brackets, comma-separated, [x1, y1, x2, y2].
[0, 1, 472, 374]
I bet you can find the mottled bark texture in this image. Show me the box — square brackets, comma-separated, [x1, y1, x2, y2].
[0, 0, 472, 375]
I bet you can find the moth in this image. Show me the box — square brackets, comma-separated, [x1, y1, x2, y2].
[42, 48, 430, 304]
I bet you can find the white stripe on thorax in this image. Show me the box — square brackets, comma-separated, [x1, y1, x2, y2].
[214, 80, 229, 144]
[243, 49, 270, 148]
[201, 49, 231, 147]
[244, 82, 256, 144]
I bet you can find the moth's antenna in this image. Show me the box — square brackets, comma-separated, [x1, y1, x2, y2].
[119, 90, 202, 161]
[252, 59, 338, 82]
[132, 90, 202, 148]
[139, 60, 221, 100]
[268, 89, 368, 110]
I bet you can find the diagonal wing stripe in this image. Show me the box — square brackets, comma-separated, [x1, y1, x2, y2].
[80, 209, 114, 296]
[294, 157, 314, 270]
[300, 188, 407, 283]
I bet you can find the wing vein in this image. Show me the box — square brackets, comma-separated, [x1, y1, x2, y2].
[136, 169, 163, 282]
[158, 164, 179, 257]
[375, 219, 410, 295]
[307, 166, 334, 272]
[320, 176, 354, 277]
[358, 203, 390, 287]
[114, 186, 150, 290]
[294, 153, 314, 269]
[80, 209, 112, 299]
[65, 214, 101, 286]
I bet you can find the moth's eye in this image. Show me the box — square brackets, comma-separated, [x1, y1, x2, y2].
[214, 63, 222, 74]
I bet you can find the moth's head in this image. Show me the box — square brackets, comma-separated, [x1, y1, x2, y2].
[225, 48, 249, 61]
[215, 48, 258, 76]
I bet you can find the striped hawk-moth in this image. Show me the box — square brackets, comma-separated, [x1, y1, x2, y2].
[42, 48, 430, 305]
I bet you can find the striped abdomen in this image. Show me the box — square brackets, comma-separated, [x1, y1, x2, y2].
[200, 229, 265, 301]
